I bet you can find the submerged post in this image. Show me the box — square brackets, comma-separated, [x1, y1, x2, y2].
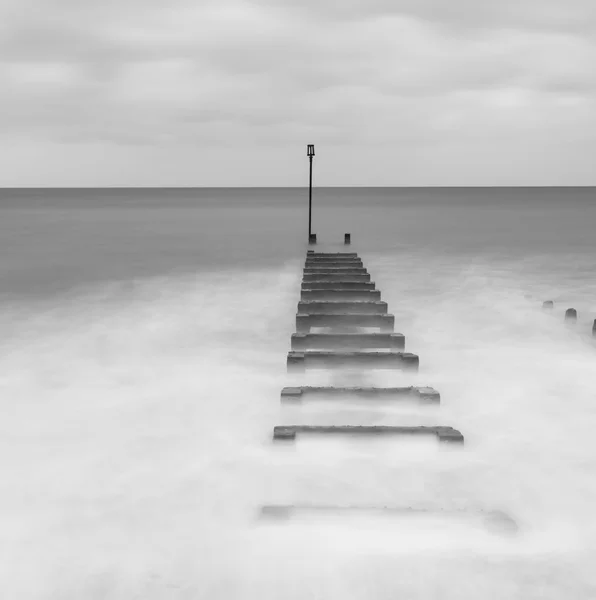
[344, 233, 351, 245]
[593, 319, 596, 337]
[307, 144, 315, 242]
[565, 308, 577, 323]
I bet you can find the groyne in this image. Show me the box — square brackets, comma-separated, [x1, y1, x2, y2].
[261, 244, 493, 531]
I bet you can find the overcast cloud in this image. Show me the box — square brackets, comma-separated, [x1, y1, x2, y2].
[0, 0, 594, 186]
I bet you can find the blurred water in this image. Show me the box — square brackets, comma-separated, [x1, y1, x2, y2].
[1, 186, 595, 297]
[1, 188, 596, 598]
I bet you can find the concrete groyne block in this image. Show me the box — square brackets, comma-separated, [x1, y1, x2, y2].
[290, 332, 405, 351]
[301, 289, 381, 301]
[296, 312, 394, 332]
[286, 350, 419, 372]
[344, 233, 351, 245]
[303, 273, 371, 282]
[297, 301, 387, 314]
[259, 505, 517, 534]
[542, 300, 554, 310]
[305, 260, 363, 265]
[593, 319, 596, 337]
[306, 254, 361, 260]
[565, 308, 577, 323]
[305, 260, 364, 267]
[280, 385, 440, 403]
[307, 252, 358, 257]
[258, 505, 517, 535]
[304, 267, 368, 275]
[273, 425, 463, 444]
[301, 281, 376, 291]
[305, 255, 361, 261]
[308, 234, 317, 244]
[305, 264, 364, 271]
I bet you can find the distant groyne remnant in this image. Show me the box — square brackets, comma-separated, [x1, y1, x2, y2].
[541, 301, 596, 337]
[344, 233, 351, 245]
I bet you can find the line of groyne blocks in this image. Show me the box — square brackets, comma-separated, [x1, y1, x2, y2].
[271, 246, 465, 445]
[261, 245, 518, 533]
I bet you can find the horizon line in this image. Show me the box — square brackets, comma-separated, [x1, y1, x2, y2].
[1, 185, 595, 190]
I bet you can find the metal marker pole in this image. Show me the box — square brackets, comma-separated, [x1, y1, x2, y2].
[307, 144, 315, 242]
[308, 154, 313, 238]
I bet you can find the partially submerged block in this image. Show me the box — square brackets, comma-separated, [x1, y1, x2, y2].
[301, 281, 376, 291]
[301, 289, 381, 301]
[298, 300, 387, 315]
[296, 312, 394, 332]
[291, 332, 405, 351]
[307, 252, 358, 257]
[308, 234, 317, 244]
[303, 268, 368, 275]
[286, 350, 419, 372]
[281, 385, 439, 403]
[306, 255, 362, 261]
[305, 257, 363, 264]
[305, 263, 364, 270]
[259, 505, 517, 535]
[273, 425, 463, 444]
[305, 263, 366, 269]
[303, 273, 371, 282]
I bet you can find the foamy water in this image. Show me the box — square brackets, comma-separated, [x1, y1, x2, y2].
[2, 245, 596, 598]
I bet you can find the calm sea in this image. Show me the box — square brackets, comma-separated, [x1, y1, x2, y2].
[1, 187, 596, 598]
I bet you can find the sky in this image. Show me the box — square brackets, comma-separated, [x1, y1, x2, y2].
[0, 0, 595, 186]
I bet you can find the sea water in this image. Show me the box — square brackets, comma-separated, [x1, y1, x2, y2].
[1, 187, 596, 598]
